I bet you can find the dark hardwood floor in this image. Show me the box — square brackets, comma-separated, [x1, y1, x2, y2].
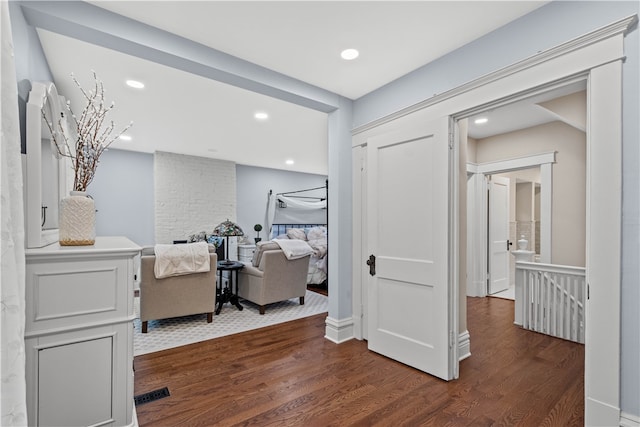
[307, 283, 328, 296]
[133, 297, 584, 426]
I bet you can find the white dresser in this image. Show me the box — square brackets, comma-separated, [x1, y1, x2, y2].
[25, 236, 141, 427]
[238, 244, 256, 263]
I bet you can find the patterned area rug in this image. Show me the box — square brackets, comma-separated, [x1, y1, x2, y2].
[134, 290, 328, 356]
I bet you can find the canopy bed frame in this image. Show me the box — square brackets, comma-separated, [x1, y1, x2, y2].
[267, 180, 328, 287]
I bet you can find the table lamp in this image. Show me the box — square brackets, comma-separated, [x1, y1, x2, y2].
[212, 219, 244, 265]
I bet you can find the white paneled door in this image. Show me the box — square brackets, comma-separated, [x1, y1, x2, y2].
[366, 117, 454, 381]
[488, 176, 510, 295]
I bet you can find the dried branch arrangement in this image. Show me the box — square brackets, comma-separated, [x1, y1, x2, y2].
[43, 70, 132, 192]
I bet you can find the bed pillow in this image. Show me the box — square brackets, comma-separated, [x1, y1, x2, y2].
[286, 228, 307, 240]
[306, 226, 326, 241]
[251, 241, 280, 267]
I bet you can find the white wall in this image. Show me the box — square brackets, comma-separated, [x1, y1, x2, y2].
[154, 151, 236, 245]
[478, 121, 586, 267]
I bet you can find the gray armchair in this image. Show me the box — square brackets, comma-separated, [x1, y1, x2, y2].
[237, 249, 310, 314]
[139, 248, 217, 333]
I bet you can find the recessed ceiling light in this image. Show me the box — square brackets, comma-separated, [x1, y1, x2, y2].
[285, 159, 294, 165]
[254, 112, 269, 120]
[474, 117, 489, 125]
[341, 48, 359, 60]
[126, 80, 144, 89]
[119, 134, 132, 141]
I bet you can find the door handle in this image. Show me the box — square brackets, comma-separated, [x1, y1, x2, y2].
[366, 254, 376, 276]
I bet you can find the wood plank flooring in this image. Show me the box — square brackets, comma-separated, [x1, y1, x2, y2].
[134, 296, 584, 426]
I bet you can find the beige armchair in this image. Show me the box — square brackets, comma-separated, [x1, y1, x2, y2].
[139, 249, 217, 333]
[238, 249, 310, 314]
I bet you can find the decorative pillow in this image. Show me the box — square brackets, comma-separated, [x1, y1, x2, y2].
[306, 226, 327, 241]
[251, 240, 280, 267]
[286, 228, 307, 241]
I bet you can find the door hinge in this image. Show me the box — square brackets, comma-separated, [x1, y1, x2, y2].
[449, 331, 455, 348]
[587, 283, 590, 300]
[448, 132, 454, 150]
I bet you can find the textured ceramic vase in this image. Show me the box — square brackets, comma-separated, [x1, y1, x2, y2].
[59, 191, 96, 246]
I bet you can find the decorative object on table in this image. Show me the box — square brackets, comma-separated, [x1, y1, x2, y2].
[212, 219, 244, 265]
[517, 234, 528, 250]
[43, 70, 132, 246]
[59, 191, 96, 246]
[253, 223, 263, 244]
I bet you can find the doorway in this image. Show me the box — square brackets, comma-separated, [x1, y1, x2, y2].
[465, 82, 586, 299]
[489, 167, 542, 300]
[462, 80, 587, 409]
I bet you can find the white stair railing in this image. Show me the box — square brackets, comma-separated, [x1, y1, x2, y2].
[515, 261, 585, 344]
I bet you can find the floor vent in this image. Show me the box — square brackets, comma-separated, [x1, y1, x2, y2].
[134, 387, 170, 406]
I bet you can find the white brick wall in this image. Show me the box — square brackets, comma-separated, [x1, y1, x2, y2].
[154, 151, 236, 245]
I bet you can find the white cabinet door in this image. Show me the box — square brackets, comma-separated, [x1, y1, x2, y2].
[366, 117, 454, 381]
[38, 336, 113, 426]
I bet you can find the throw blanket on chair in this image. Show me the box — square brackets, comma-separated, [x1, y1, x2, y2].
[154, 241, 211, 279]
[273, 238, 314, 260]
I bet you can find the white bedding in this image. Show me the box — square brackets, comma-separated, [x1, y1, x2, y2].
[282, 226, 328, 285]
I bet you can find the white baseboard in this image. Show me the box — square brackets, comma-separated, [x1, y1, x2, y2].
[620, 411, 640, 427]
[325, 316, 355, 343]
[586, 396, 620, 427]
[459, 330, 471, 361]
[467, 281, 486, 297]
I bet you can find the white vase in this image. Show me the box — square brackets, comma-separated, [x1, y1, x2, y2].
[59, 191, 96, 246]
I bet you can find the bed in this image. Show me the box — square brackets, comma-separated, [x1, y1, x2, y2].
[266, 183, 328, 286]
[270, 223, 328, 286]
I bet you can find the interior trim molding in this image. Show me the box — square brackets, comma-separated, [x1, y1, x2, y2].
[325, 316, 355, 344]
[586, 397, 622, 427]
[620, 411, 640, 427]
[458, 330, 471, 361]
[352, 14, 637, 136]
[474, 151, 556, 174]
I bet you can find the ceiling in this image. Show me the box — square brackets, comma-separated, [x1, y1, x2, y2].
[35, 1, 551, 175]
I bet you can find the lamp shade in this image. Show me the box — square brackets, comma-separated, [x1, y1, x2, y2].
[212, 219, 244, 237]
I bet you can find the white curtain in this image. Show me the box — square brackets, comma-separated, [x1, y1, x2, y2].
[267, 194, 327, 235]
[276, 195, 326, 210]
[266, 192, 276, 235]
[1, 2, 28, 425]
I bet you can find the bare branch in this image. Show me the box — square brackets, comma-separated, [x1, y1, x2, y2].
[41, 72, 133, 192]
